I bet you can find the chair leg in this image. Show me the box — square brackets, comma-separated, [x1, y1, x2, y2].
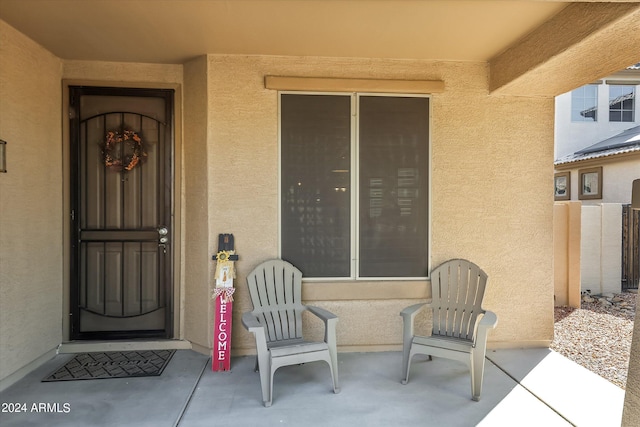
[470, 350, 485, 402]
[401, 346, 413, 385]
[402, 347, 433, 385]
[324, 357, 340, 394]
[328, 349, 340, 393]
[267, 364, 279, 407]
[255, 354, 272, 407]
[260, 366, 272, 407]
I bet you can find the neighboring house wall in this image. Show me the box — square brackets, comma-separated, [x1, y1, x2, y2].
[558, 154, 640, 205]
[552, 156, 638, 299]
[0, 21, 63, 382]
[555, 70, 640, 160]
[554, 70, 639, 300]
[595, 159, 639, 205]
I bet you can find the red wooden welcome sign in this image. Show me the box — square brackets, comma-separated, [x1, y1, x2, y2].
[212, 234, 238, 372]
[213, 293, 232, 371]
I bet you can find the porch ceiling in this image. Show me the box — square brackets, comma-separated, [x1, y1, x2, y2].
[1, 0, 639, 96]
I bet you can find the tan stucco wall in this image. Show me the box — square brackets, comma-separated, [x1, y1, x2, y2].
[623, 292, 640, 426]
[63, 60, 183, 86]
[0, 21, 63, 381]
[0, 22, 556, 378]
[182, 56, 211, 350]
[0, 19, 187, 382]
[199, 55, 555, 353]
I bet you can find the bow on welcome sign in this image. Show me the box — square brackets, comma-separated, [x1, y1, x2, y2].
[212, 234, 239, 372]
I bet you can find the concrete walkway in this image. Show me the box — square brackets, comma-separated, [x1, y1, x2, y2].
[0, 348, 624, 426]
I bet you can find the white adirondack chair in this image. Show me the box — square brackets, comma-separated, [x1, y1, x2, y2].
[242, 259, 340, 407]
[400, 259, 498, 401]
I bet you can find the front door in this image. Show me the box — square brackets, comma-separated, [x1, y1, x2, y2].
[70, 86, 174, 339]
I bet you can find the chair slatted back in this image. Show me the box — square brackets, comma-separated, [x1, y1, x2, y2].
[430, 259, 487, 342]
[246, 259, 306, 343]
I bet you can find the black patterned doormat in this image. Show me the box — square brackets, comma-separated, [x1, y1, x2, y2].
[42, 350, 175, 382]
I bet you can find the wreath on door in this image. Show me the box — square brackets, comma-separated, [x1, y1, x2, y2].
[101, 130, 147, 171]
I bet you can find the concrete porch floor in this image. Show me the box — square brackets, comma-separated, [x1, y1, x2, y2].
[0, 348, 624, 426]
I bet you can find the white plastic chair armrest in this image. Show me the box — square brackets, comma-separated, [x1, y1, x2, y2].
[400, 303, 427, 323]
[307, 305, 337, 322]
[307, 305, 338, 344]
[400, 303, 428, 341]
[241, 312, 262, 331]
[478, 310, 498, 330]
[474, 310, 497, 348]
[242, 312, 269, 351]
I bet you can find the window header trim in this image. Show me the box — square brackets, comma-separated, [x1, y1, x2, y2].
[265, 76, 445, 94]
[605, 80, 640, 86]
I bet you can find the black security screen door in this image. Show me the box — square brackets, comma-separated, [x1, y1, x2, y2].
[70, 86, 173, 340]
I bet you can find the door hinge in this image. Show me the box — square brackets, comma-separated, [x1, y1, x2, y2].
[71, 210, 75, 221]
[69, 93, 76, 119]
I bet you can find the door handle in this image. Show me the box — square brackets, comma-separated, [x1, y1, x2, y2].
[158, 227, 169, 254]
[158, 227, 169, 247]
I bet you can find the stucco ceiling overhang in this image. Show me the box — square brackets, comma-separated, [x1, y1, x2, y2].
[1, 0, 639, 97]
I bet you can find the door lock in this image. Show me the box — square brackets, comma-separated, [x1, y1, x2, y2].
[158, 227, 168, 236]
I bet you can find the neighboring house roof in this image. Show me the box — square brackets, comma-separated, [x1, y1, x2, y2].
[555, 125, 640, 165]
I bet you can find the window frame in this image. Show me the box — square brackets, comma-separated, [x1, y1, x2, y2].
[554, 171, 571, 201]
[608, 84, 635, 123]
[570, 84, 598, 122]
[578, 167, 603, 200]
[277, 91, 432, 281]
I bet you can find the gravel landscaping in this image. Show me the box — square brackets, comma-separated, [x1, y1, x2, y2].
[552, 291, 637, 389]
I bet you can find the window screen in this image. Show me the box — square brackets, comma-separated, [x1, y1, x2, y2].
[280, 93, 429, 279]
[358, 96, 429, 277]
[281, 94, 352, 277]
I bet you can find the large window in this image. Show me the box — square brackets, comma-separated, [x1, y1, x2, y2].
[609, 85, 635, 122]
[280, 93, 429, 279]
[571, 84, 598, 122]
